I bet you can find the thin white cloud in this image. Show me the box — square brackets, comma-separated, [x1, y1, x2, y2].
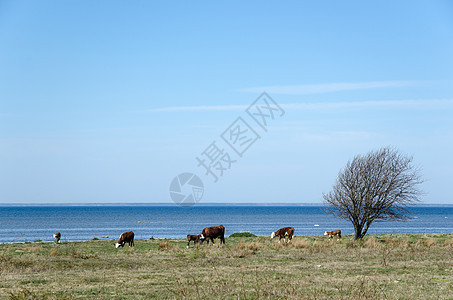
[238, 80, 423, 95]
[151, 98, 453, 112]
[293, 130, 375, 143]
[284, 98, 453, 110]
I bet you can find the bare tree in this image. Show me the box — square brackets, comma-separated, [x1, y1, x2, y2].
[323, 147, 423, 240]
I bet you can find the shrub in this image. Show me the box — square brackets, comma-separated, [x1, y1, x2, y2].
[229, 232, 256, 238]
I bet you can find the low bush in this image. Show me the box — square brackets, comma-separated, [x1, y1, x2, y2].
[229, 232, 256, 238]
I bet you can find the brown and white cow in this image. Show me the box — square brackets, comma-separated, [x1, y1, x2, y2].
[324, 230, 341, 240]
[53, 232, 61, 244]
[115, 231, 135, 248]
[186, 234, 201, 248]
[271, 227, 294, 243]
[199, 225, 225, 245]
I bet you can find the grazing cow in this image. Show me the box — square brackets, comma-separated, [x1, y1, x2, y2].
[186, 234, 202, 248]
[199, 225, 225, 245]
[53, 232, 61, 244]
[324, 230, 341, 240]
[115, 231, 135, 248]
[271, 227, 294, 243]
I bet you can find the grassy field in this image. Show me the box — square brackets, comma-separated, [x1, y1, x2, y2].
[1, 234, 453, 299]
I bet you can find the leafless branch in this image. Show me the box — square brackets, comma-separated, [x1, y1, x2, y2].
[323, 147, 423, 240]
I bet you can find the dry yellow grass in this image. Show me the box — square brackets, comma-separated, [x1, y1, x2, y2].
[292, 238, 310, 249]
[0, 234, 452, 299]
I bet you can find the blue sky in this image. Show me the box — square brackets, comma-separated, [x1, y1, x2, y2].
[1, 1, 452, 204]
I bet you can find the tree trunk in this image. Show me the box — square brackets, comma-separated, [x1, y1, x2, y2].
[361, 222, 371, 238]
[353, 224, 363, 240]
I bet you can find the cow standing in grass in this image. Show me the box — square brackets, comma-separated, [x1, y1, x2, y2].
[53, 232, 61, 244]
[186, 234, 201, 248]
[200, 225, 225, 245]
[324, 230, 341, 240]
[115, 231, 135, 248]
[271, 227, 294, 243]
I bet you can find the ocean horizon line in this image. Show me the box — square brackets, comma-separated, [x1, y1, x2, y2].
[0, 202, 452, 207]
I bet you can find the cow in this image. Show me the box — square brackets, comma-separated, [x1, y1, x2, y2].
[199, 225, 225, 245]
[324, 230, 341, 240]
[186, 234, 202, 248]
[115, 231, 135, 248]
[53, 232, 61, 244]
[271, 227, 294, 243]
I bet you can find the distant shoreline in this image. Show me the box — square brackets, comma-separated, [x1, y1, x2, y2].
[0, 202, 452, 207]
[0, 202, 322, 207]
[1, 232, 452, 245]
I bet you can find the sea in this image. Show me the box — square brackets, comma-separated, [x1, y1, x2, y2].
[0, 205, 452, 243]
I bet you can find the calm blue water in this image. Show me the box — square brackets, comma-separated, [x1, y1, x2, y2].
[0, 206, 452, 243]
